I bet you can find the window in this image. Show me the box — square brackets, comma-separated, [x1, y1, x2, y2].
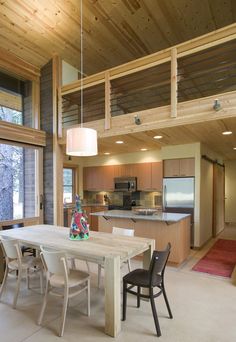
[0, 142, 37, 221]
[0, 104, 23, 125]
[63, 168, 75, 204]
[0, 71, 33, 128]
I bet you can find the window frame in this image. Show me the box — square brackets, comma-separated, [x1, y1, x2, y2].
[0, 139, 43, 225]
[63, 166, 76, 204]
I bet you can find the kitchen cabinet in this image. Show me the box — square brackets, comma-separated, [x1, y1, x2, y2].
[82, 206, 92, 225]
[136, 163, 152, 190]
[90, 206, 108, 231]
[164, 158, 195, 177]
[83, 166, 114, 191]
[136, 162, 162, 191]
[64, 207, 73, 227]
[179, 158, 195, 177]
[84, 162, 163, 192]
[83, 167, 97, 191]
[151, 162, 163, 190]
[102, 165, 114, 191]
[113, 164, 136, 178]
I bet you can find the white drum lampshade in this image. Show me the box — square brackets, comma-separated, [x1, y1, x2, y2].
[66, 127, 98, 156]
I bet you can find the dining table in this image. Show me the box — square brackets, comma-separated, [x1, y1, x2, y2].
[0, 224, 155, 337]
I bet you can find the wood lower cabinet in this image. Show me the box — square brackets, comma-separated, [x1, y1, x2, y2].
[90, 206, 108, 231]
[64, 207, 73, 227]
[97, 215, 191, 265]
[164, 158, 195, 177]
[64, 205, 108, 231]
[82, 206, 92, 225]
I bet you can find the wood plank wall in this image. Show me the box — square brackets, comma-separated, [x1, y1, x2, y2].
[40, 61, 54, 224]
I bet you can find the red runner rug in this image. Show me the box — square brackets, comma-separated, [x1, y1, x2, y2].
[192, 239, 236, 277]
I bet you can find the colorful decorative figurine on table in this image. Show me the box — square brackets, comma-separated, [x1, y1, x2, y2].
[69, 195, 89, 240]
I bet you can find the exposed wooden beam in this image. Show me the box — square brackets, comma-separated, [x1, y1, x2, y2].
[59, 90, 236, 143]
[0, 47, 40, 81]
[0, 89, 22, 111]
[0, 121, 46, 146]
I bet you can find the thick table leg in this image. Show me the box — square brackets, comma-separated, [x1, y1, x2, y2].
[104, 255, 121, 337]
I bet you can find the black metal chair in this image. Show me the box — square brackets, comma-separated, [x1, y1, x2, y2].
[122, 243, 173, 337]
[1, 223, 36, 257]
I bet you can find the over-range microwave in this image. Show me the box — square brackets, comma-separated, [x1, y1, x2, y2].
[114, 177, 137, 192]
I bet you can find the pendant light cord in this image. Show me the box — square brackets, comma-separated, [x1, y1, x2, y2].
[80, 0, 83, 127]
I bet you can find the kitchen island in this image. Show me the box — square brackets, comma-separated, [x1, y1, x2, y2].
[91, 210, 191, 265]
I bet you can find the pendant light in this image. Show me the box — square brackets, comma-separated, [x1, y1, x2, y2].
[66, 0, 98, 156]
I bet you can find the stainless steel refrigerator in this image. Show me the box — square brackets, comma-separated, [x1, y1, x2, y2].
[163, 177, 195, 246]
[163, 177, 194, 209]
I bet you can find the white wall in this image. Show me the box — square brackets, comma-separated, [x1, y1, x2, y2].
[62, 61, 79, 85]
[225, 160, 236, 223]
[82, 149, 162, 167]
[199, 158, 213, 246]
[198, 144, 225, 246]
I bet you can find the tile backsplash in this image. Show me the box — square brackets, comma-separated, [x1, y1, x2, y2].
[83, 191, 162, 208]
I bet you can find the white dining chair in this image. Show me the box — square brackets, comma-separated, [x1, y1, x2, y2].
[38, 246, 90, 337]
[0, 237, 43, 309]
[97, 227, 134, 288]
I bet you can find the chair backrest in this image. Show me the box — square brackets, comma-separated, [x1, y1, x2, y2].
[40, 246, 68, 277]
[149, 243, 171, 286]
[112, 227, 134, 237]
[2, 223, 24, 230]
[0, 238, 21, 260]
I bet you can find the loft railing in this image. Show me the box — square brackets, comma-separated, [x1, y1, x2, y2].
[59, 23, 236, 136]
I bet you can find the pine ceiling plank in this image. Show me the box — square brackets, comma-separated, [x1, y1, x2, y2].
[207, 0, 234, 27]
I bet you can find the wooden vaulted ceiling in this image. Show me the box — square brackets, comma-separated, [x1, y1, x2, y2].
[1, 1, 236, 161]
[1, 0, 236, 75]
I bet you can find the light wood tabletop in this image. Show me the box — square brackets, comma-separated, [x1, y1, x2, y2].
[0, 224, 155, 337]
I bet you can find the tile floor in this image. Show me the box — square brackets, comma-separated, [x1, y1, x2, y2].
[0, 226, 236, 342]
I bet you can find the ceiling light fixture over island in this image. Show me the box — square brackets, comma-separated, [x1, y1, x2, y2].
[91, 209, 191, 265]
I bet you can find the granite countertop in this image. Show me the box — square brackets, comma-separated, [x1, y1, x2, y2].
[64, 203, 108, 209]
[90, 210, 190, 223]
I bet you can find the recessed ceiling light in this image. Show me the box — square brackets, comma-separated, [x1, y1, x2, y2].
[233, 147, 236, 150]
[140, 148, 147, 151]
[222, 131, 232, 135]
[104, 152, 110, 155]
[116, 140, 124, 144]
[154, 135, 163, 139]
